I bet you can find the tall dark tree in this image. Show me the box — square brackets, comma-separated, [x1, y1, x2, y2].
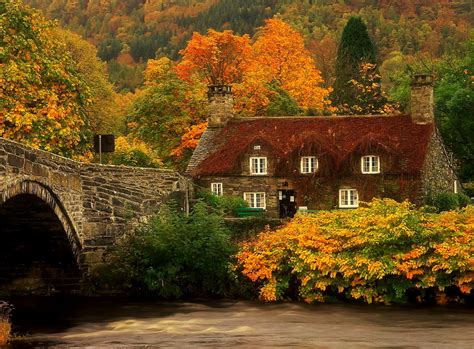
[333, 17, 376, 108]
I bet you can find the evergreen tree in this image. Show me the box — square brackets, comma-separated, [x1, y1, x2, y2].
[333, 17, 376, 108]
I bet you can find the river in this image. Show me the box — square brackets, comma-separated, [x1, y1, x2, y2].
[4, 297, 474, 348]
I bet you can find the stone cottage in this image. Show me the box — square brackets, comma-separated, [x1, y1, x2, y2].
[187, 75, 460, 218]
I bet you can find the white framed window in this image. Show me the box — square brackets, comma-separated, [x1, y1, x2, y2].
[211, 183, 223, 196]
[300, 156, 318, 174]
[339, 189, 359, 208]
[243, 192, 266, 209]
[361, 155, 380, 174]
[250, 157, 267, 175]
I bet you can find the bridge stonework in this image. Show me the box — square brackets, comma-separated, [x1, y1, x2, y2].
[0, 137, 187, 271]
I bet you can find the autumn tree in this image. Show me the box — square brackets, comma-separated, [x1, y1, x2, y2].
[176, 29, 252, 85]
[252, 18, 332, 113]
[171, 122, 208, 158]
[333, 16, 376, 108]
[337, 63, 399, 115]
[0, 0, 91, 157]
[176, 18, 332, 115]
[127, 57, 207, 167]
[57, 29, 122, 134]
[308, 34, 338, 88]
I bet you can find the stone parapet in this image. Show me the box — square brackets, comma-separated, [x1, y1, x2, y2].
[0, 137, 188, 277]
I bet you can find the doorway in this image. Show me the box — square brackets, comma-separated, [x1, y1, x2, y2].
[278, 190, 297, 218]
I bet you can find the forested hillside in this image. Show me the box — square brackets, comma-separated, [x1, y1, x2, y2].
[24, 0, 278, 90]
[6, 0, 473, 180]
[24, 0, 472, 91]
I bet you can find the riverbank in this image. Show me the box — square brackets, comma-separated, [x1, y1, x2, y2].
[5, 298, 474, 348]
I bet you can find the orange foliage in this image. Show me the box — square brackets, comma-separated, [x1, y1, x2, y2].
[252, 18, 332, 111]
[0, 1, 90, 157]
[171, 122, 208, 158]
[176, 30, 252, 85]
[236, 199, 474, 304]
[176, 18, 333, 115]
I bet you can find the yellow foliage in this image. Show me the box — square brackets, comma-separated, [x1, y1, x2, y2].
[236, 200, 474, 304]
[109, 136, 162, 168]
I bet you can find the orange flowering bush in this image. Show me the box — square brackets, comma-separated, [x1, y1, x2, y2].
[236, 199, 474, 304]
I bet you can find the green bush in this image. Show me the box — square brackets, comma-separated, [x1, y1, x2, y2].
[458, 193, 472, 208]
[225, 217, 283, 242]
[464, 184, 474, 198]
[432, 192, 459, 212]
[94, 201, 237, 298]
[199, 191, 248, 216]
[431, 192, 472, 212]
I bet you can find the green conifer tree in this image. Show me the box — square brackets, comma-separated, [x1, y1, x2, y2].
[333, 17, 376, 108]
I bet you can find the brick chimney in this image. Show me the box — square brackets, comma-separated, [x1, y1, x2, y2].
[410, 74, 434, 124]
[207, 85, 233, 128]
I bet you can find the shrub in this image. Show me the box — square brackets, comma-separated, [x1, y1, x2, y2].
[236, 199, 474, 304]
[199, 191, 248, 216]
[431, 192, 472, 212]
[458, 193, 472, 208]
[225, 217, 283, 242]
[432, 192, 460, 212]
[94, 201, 237, 298]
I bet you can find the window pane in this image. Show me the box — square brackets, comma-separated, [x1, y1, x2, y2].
[372, 156, 379, 172]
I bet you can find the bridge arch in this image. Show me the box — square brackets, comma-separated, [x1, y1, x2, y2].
[0, 181, 83, 293]
[1, 180, 82, 258]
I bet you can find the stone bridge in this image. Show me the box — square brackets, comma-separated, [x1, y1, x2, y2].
[0, 137, 188, 293]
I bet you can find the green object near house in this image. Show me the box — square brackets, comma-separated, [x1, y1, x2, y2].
[235, 207, 265, 218]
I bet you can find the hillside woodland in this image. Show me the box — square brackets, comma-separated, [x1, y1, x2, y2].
[2, 0, 473, 180]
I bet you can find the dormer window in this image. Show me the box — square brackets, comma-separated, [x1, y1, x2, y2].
[300, 156, 318, 174]
[361, 155, 380, 174]
[250, 157, 267, 175]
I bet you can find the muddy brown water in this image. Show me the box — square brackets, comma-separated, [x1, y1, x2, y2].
[4, 298, 474, 348]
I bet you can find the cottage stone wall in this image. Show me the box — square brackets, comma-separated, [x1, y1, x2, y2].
[421, 129, 459, 199]
[198, 173, 422, 218]
[197, 142, 424, 217]
[0, 137, 187, 270]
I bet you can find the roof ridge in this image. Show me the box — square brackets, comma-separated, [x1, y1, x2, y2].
[230, 113, 409, 122]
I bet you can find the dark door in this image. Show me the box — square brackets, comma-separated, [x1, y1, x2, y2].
[278, 190, 297, 218]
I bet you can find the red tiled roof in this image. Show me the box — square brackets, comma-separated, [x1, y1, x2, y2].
[193, 114, 434, 177]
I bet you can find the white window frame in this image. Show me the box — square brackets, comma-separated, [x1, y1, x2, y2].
[249, 157, 267, 175]
[300, 156, 318, 174]
[339, 189, 359, 208]
[361, 155, 380, 174]
[243, 192, 266, 209]
[211, 182, 223, 197]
